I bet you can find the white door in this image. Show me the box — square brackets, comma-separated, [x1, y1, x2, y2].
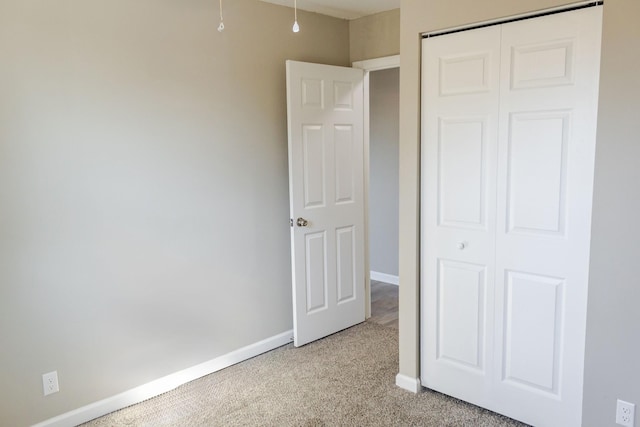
[286, 60, 365, 347]
[421, 7, 602, 426]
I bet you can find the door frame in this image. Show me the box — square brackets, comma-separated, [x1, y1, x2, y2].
[352, 55, 401, 318]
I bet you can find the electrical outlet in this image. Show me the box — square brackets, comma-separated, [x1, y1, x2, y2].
[616, 399, 635, 427]
[42, 371, 59, 396]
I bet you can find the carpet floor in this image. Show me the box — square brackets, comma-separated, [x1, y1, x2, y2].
[82, 322, 527, 426]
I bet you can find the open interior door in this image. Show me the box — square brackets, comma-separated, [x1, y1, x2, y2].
[286, 60, 365, 347]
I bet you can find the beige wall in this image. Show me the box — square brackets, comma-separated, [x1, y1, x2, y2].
[399, 0, 640, 424]
[349, 9, 400, 63]
[0, 1, 349, 425]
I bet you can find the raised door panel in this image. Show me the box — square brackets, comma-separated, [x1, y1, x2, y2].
[336, 226, 356, 303]
[438, 118, 487, 229]
[333, 81, 354, 111]
[511, 39, 575, 90]
[437, 260, 486, 371]
[302, 125, 326, 208]
[506, 111, 569, 236]
[439, 52, 491, 96]
[302, 78, 324, 108]
[502, 271, 563, 395]
[334, 125, 355, 204]
[305, 232, 328, 313]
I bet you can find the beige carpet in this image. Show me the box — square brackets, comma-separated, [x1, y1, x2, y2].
[83, 322, 527, 426]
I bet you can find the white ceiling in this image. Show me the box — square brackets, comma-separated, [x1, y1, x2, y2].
[260, 0, 400, 20]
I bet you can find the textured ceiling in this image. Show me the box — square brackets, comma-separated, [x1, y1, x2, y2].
[260, 0, 400, 20]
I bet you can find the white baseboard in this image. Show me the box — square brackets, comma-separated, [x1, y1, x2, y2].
[370, 271, 399, 286]
[395, 373, 422, 393]
[34, 330, 294, 427]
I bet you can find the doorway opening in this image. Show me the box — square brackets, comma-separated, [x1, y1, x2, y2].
[353, 56, 400, 327]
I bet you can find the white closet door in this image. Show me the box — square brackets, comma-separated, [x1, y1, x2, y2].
[421, 6, 602, 427]
[493, 7, 602, 426]
[421, 25, 501, 407]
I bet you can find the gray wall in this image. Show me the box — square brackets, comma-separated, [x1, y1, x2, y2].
[399, 0, 640, 425]
[369, 68, 400, 278]
[0, 1, 349, 425]
[583, 0, 640, 425]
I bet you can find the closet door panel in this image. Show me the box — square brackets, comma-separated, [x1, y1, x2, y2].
[421, 25, 501, 407]
[494, 7, 602, 426]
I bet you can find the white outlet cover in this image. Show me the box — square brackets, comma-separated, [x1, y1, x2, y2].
[42, 371, 59, 396]
[616, 399, 635, 427]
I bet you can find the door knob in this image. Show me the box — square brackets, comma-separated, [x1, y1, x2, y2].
[296, 217, 309, 227]
[457, 242, 467, 250]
